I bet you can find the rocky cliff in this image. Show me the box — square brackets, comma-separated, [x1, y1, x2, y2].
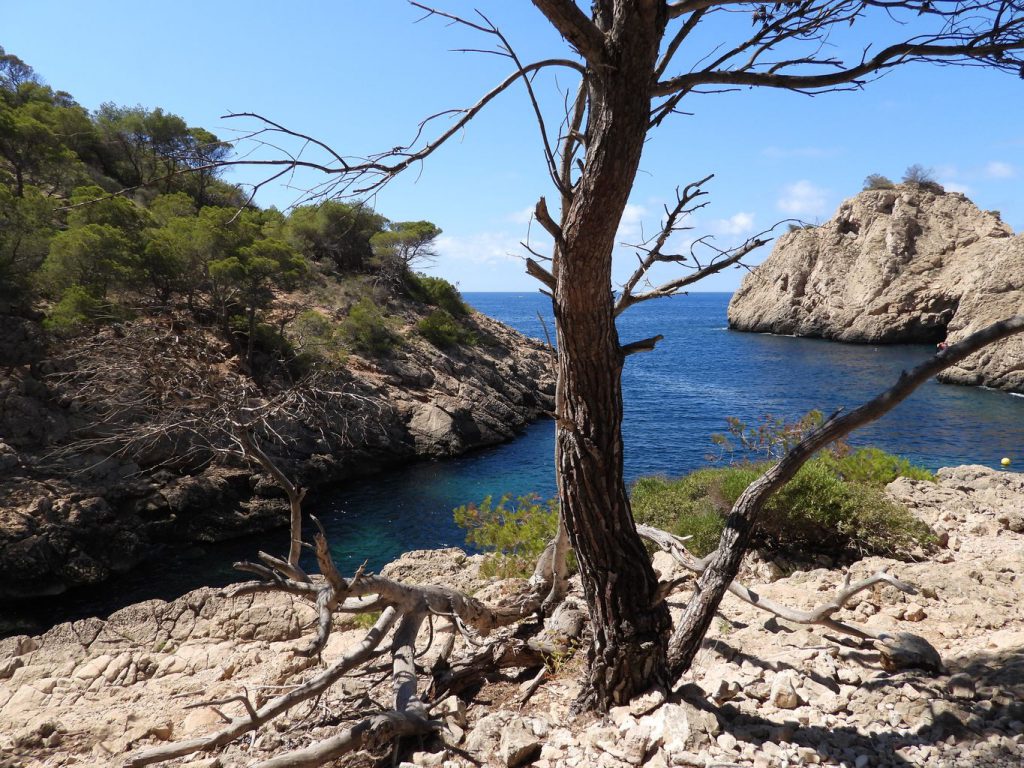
[728, 184, 1024, 392]
[0, 309, 555, 603]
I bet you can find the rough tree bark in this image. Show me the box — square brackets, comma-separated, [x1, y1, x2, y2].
[551, 1, 674, 709]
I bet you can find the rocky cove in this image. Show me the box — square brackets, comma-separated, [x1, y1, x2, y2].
[1, 465, 1022, 767]
[0, 307, 555, 611]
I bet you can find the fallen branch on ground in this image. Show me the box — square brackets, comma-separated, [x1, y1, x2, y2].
[638, 524, 944, 673]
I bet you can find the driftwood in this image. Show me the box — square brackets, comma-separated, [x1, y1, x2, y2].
[126, 514, 563, 767]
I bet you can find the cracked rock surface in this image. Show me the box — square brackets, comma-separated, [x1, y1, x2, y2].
[1, 466, 1022, 767]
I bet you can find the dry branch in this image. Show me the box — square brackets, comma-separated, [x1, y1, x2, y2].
[638, 524, 942, 671]
[667, 314, 1024, 676]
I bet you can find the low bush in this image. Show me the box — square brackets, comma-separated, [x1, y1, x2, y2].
[289, 309, 347, 365]
[863, 173, 895, 190]
[406, 273, 470, 316]
[454, 493, 561, 579]
[43, 286, 120, 333]
[631, 448, 935, 559]
[902, 164, 945, 193]
[340, 296, 399, 355]
[418, 309, 476, 348]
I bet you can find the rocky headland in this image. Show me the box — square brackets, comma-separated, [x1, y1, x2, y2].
[0, 308, 555, 606]
[1, 465, 1022, 767]
[728, 183, 1024, 393]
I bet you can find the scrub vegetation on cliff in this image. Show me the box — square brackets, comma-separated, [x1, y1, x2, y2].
[0, 48, 555, 604]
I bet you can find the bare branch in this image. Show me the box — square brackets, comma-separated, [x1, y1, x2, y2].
[125, 608, 400, 766]
[526, 257, 558, 290]
[614, 174, 713, 315]
[657, 36, 1024, 96]
[531, 0, 607, 63]
[640, 525, 920, 640]
[617, 233, 770, 315]
[621, 334, 665, 356]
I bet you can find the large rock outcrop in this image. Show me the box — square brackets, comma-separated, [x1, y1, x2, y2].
[728, 184, 1024, 392]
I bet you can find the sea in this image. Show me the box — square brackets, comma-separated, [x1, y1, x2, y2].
[6, 292, 1023, 634]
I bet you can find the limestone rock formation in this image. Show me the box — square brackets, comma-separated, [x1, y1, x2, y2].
[2, 468, 1023, 767]
[728, 183, 1024, 392]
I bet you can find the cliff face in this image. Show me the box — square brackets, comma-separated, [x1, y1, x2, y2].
[0, 310, 555, 602]
[727, 184, 1024, 392]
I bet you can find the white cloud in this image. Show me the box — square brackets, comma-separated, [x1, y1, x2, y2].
[711, 212, 755, 237]
[985, 161, 1015, 179]
[505, 206, 536, 225]
[776, 181, 829, 217]
[616, 202, 650, 244]
[942, 180, 971, 194]
[435, 231, 549, 267]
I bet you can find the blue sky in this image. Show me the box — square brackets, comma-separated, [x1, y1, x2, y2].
[4, 0, 1022, 291]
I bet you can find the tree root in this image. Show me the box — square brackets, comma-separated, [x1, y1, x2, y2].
[125, 517, 567, 767]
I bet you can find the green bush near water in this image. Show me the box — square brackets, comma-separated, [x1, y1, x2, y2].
[631, 448, 936, 559]
[406, 273, 470, 316]
[340, 296, 399, 355]
[453, 494, 561, 579]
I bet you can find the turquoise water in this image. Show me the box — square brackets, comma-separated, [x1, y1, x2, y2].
[10, 292, 1023, 632]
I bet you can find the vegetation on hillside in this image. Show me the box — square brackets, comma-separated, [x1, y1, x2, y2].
[457, 414, 936, 576]
[0, 46, 476, 380]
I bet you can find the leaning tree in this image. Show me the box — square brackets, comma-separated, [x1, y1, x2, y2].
[125, 0, 1024, 720]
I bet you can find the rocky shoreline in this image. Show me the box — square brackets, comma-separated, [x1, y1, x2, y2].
[728, 183, 1024, 393]
[0, 465, 1021, 767]
[0, 309, 555, 604]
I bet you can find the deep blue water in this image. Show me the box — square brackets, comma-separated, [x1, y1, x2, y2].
[9, 292, 1023, 633]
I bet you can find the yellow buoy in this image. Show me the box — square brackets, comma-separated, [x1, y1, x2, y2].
[1002, 457, 1012, 466]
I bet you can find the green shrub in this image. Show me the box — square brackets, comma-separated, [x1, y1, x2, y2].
[418, 309, 476, 349]
[821, 446, 934, 486]
[631, 450, 935, 559]
[340, 296, 399, 355]
[43, 285, 115, 332]
[407, 273, 469, 316]
[631, 473, 729, 556]
[863, 174, 895, 191]
[289, 309, 347, 365]
[454, 494, 561, 579]
[710, 411, 828, 463]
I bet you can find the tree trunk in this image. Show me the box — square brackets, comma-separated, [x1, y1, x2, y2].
[555, 2, 671, 710]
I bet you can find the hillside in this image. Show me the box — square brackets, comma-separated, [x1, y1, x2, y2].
[0, 49, 555, 605]
[727, 182, 1024, 393]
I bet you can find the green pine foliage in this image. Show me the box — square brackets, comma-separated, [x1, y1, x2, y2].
[454, 494, 562, 579]
[406, 273, 469, 316]
[631, 447, 936, 559]
[341, 297, 400, 355]
[417, 309, 476, 348]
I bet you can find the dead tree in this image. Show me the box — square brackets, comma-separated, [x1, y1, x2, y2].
[123, 0, 1024, 710]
